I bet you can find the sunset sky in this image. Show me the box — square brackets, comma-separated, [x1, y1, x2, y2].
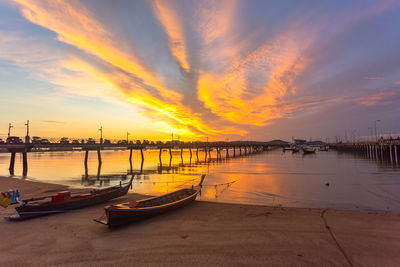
[0, 0, 399, 142]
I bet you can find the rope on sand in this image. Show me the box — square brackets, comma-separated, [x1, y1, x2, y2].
[321, 209, 354, 267]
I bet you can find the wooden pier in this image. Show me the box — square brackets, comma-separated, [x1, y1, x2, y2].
[330, 139, 400, 164]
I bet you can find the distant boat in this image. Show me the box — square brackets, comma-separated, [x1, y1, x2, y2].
[283, 145, 294, 151]
[319, 146, 329, 151]
[302, 146, 316, 154]
[292, 147, 300, 153]
[94, 175, 206, 228]
[6, 175, 134, 221]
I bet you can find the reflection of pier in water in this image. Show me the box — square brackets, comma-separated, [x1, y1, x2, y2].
[81, 146, 270, 187]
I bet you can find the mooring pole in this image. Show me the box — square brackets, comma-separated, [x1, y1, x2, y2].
[22, 152, 28, 177]
[159, 148, 162, 163]
[169, 147, 172, 160]
[140, 148, 144, 162]
[9, 152, 16, 175]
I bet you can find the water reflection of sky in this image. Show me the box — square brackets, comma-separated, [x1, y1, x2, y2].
[0, 149, 399, 212]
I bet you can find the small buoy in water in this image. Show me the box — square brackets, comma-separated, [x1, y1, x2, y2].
[325, 182, 330, 187]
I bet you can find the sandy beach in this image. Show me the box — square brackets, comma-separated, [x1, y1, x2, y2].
[1, 176, 399, 267]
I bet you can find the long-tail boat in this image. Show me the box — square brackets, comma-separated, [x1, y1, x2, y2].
[94, 174, 206, 228]
[6, 175, 135, 221]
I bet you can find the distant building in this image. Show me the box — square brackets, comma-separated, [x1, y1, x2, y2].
[294, 139, 307, 145]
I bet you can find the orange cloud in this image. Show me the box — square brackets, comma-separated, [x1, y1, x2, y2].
[198, 33, 311, 126]
[150, 0, 190, 72]
[13, 0, 246, 138]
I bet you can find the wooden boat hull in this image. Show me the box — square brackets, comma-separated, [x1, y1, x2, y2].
[7, 179, 132, 221]
[95, 189, 199, 228]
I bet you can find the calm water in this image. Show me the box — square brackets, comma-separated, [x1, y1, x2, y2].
[1, 148, 399, 212]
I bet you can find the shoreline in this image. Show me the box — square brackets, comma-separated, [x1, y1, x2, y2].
[1, 176, 400, 266]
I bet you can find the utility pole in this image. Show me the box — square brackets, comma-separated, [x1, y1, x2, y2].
[374, 120, 381, 142]
[368, 127, 373, 141]
[99, 126, 103, 144]
[25, 120, 30, 143]
[8, 123, 13, 138]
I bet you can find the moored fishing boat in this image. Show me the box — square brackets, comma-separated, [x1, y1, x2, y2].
[6, 175, 134, 221]
[94, 175, 206, 228]
[302, 146, 316, 154]
[292, 146, 300, 153]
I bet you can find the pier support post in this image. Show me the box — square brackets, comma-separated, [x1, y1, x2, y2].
[239, 147, 242, 156]
[204, 147, 207, 161]
[226, 148, 229, 158]
[9, 152, 16, 175]
[233, 147, 236, 157]
[22, 152, 28, 177]
[389, 145, 393, 163]
[189, 147, 192, 159]
[97, 149, 102, 166]
[159, 148, 162, 164]
[140, 148, 144, 162]
[395, 145, 398, 164]
[169, 147, 172, 161]
[97, 149, 102, 178]
[196, 147, 199, 161]
[208, 147, 211, 159]
[140, 158, 144, 173]
[84, 150, 89, 177]
[180, 148, 183, 163]
[129, 149, 133, 172]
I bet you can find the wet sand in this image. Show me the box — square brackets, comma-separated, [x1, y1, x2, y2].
[1, 176, 399, 266]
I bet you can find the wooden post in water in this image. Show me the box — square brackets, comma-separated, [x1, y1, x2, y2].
[22, 152, 28, 177]
[226, 148, 229, 158]
[97, 149, 102, 166]
[208, 147, 211, 159]
[196, 147, 199, 161]
[159, 148, 162, 164]
[97, 149, 102, 178]
[189, 147, 192, 159]
[180, 147, 183, 162]
[9, 152, 16, 175]
[394, 145, 398, 164]
[389, 145, 393, 163]
[233, 147, 236, 157]
[85, 150, 89, 169]
[204, 147, 207, 161]
[129, 149, 133, 172]
[140, 148, 144, 162]
[169, 147, 172, 161]
[239, 147, 242, 156]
